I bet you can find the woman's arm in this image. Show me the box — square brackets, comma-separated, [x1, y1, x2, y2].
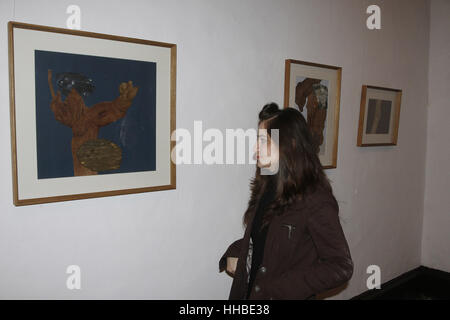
[47, 69, 74, 128]
[219, 238, 244, 273]
[89, 81, 138, 127]
[266, 201, 354, 299]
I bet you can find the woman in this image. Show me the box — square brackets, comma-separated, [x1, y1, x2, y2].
[219, 102, 354, 300]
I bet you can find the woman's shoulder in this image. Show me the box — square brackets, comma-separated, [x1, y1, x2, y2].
[295, 185, 338, 212]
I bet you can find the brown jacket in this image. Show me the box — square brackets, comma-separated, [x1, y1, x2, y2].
[219, 186, 354, 300]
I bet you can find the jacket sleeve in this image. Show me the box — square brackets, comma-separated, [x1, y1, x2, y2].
[266, 201, 354, 299]
[219, 238, 244, 273]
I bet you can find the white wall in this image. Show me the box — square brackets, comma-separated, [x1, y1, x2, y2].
[421, 0, 450, 273]
[0, 0, 430, 299]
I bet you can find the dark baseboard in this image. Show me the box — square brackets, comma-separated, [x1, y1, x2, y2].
[351, 265, 450, 300]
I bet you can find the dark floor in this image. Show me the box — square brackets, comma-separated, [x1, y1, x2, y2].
[373, 272, 450, 300]
[353, 266, 450, 300]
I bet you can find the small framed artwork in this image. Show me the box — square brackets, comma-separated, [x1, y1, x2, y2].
[357, 85, 402, 147]
[8, 21, 176, 206]
[284, 59, 342, 169]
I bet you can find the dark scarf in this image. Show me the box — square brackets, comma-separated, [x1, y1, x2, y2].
[252, 178, 276, 235]
[246, 178, 276, 299]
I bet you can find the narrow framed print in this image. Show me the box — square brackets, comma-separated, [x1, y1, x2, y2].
[357, 85, 402, 147]
[8, 21, 176, 206]
[284, 59, 342, 169]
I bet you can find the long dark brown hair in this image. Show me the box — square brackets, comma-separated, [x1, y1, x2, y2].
[243, 102, 333, 230]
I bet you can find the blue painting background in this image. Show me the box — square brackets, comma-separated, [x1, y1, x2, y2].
[34, 50, 156, 179]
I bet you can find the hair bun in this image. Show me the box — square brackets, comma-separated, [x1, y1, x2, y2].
[259, 102, 281, 121]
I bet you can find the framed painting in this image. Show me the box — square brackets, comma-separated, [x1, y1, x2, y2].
[8, 21, 176, 206]
[357, 85, 402, 147]
[284, 59, 342, 169]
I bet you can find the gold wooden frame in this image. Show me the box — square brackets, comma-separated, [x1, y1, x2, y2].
[357, 85, 402, 147]
[8, 21, 176, 206]
[283, 59, 342, 169]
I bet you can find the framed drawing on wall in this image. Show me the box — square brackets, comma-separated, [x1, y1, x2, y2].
[284, 59, 342, 169]
[357, 85, 402, 147]
[8, 21, 176, 206]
